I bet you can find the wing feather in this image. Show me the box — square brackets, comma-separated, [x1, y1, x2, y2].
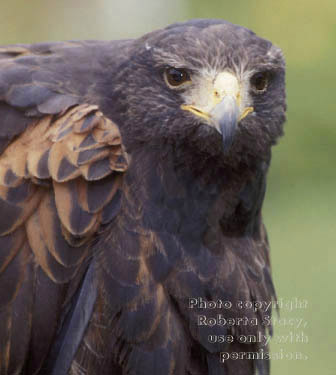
[0, 102, 129, 281]
[0, 87, 129, 372]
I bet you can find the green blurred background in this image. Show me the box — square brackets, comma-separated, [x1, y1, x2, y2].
[0, 0, 334, 373]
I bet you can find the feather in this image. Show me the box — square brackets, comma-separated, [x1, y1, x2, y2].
[0, 168, 20, 187]
[77, 147, 110, 165]
[78, 133, 98, 150]
[48, 142, 80, 182]
[38, 193, 88, 267]
[6, 261, 34, 375]
[74, 111, 101, 133]
[0, 65, 32, 87]
[53, 180, 97, 236]
[6, 84, 54, 108]
[49, 261, 98, 375]
[0, 189, 42, 235]
[26, 207, 79, 283]
[82, 157, 112, 181]
[0, 179, 35, 204]
[0, 306, 11, 373]
[38, 94, 78, 114]
[101, 189, 122, 224]
[25, 267, 67, 374]
[0, 103, 30, 137]
[0, 241, 30, 308]
[83, 173, 121, 213]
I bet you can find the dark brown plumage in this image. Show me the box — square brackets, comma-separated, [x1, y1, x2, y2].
[0, 19, 286, 374]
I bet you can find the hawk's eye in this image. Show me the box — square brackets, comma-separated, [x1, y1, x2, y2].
[165, 67, 191, 87]
[250, 71, 270, 93]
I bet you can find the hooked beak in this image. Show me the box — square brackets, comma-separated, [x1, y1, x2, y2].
[181, 72, 253, 152]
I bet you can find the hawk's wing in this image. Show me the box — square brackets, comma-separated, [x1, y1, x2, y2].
[0, 44, 129, 374]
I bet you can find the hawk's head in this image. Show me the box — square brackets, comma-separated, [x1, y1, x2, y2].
[114, 19, 286, 161]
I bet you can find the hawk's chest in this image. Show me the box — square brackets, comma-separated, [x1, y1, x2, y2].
[93, 153, 269, 366]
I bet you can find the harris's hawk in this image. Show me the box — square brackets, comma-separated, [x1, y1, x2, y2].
[0, 19, 286, 375]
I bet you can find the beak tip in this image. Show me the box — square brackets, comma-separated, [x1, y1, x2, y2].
[210, 95, 239, 154]
[220, 127, 236, 154]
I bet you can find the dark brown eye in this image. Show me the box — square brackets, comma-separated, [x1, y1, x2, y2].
[250, 71, 271, 93]
[165, 67, 191, 87]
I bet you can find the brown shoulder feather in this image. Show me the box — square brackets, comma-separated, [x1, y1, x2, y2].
[0, 99, 129, 372]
